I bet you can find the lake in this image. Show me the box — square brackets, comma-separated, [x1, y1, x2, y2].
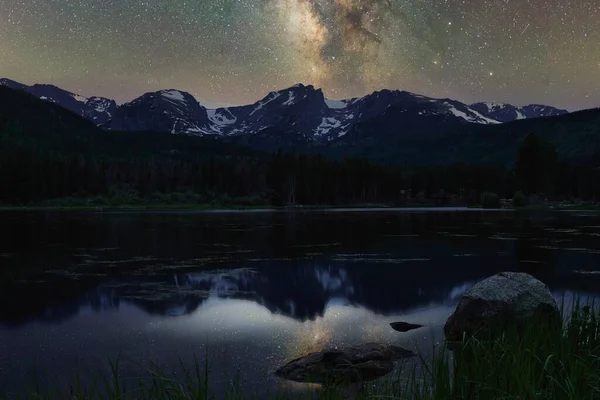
[1, 209, 600, 397]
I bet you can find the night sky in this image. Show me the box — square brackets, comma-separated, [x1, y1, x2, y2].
[1, 0, 599, 110]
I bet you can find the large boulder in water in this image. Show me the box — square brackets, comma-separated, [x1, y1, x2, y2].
[444, 272, 560, 342]
[274, 343, 415, 384]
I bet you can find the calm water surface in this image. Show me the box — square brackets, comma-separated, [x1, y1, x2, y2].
[1, 209, 600, 396]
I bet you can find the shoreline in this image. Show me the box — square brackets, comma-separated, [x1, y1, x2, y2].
[0, 203, 470, 212]
[0, 203, 598, 213]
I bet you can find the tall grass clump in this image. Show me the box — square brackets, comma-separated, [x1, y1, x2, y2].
[3, 296, 600, 399]
[410, 295, 600, 400]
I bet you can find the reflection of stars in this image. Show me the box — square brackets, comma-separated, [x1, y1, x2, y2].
[362, 322, 387, 342]
[291, 320, 334, 357]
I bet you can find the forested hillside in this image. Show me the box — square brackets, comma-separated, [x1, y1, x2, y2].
[1, 86, 599, 207]
[330, 106, 600, 167]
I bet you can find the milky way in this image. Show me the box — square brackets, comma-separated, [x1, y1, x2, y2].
[1, 0, 599, 110]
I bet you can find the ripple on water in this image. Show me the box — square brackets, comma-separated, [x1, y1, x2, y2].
[289, 243, 342, 248]
[539, 246, 600, 254]
[489, 235, 518, 240]
[331, 257, 430, 264]
[573, 270, 600, 275]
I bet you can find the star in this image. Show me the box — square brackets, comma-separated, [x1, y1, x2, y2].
[0, 0, 598, 111]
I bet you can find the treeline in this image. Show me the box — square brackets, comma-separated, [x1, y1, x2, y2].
[1, 130, 599, 206]
[0, 83, 599, 206]
[2, 85, 600, 207]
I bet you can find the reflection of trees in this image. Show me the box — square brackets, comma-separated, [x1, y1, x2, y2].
[0, 282, 87, 329]
[0, 259, 504, 328]
[5, 210, 600, 328]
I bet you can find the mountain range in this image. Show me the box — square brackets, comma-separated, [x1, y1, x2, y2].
[0, 78, 568, 143]
[0, 78, 118, 126]
[2, 77, 600, 167]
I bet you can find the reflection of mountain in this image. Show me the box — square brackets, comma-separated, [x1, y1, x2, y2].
[3, 257, 600, 328]
[3, 210, 600, 327]
[0, 257, 508, 327]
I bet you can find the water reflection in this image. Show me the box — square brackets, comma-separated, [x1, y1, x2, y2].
[2, 210, 600, 396]
[4, 262, 600, 330]
[0, 260, 508, 328]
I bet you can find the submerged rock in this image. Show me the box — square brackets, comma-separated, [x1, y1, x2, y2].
[390, 321, 424, 332]
[444, 272, 560, 343]
[274, 342, 416, 384]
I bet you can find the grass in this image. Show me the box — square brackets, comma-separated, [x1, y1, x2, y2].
[513, 205, 552, 211]
[4, 296, 600, 399]
[466, 204, 600, 212]
[556, 204, 600, 211]
[0, 204, 402, 212]
[439, 300, 600, 399]
[0, 202, 468, 212]
[0, 193, 274, 212]
[512, 204, 600, 211]
[0, 203, 276, 212]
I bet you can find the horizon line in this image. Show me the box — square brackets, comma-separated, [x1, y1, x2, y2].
[0, 76, 584, 112]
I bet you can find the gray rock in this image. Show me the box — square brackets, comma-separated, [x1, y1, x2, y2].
[444, 272, 560, 342]
[390, 321, 424, 332]
[274, 342, 415, 384]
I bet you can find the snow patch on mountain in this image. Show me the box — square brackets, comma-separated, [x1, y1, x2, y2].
[207, 109, 237, 134]
[315, 117, 343, 136]
[184, 126, 216, 135]
[94, 103, 109, 113]
[282, 91, 295, 106]
[470, 101, 568, 123]
[482, 102, 505, 112]
[250, 92, 282, 116]
[444, 102, 501, 124]
[161, 90, 186, 103]
[87, 97, 113, 112]
[442, 103, 473, 122]
[71, 93, 88, 103]
[207, 109, 236, 126]
[336, 122, 353, 138]
[469, 109, 502, 124]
